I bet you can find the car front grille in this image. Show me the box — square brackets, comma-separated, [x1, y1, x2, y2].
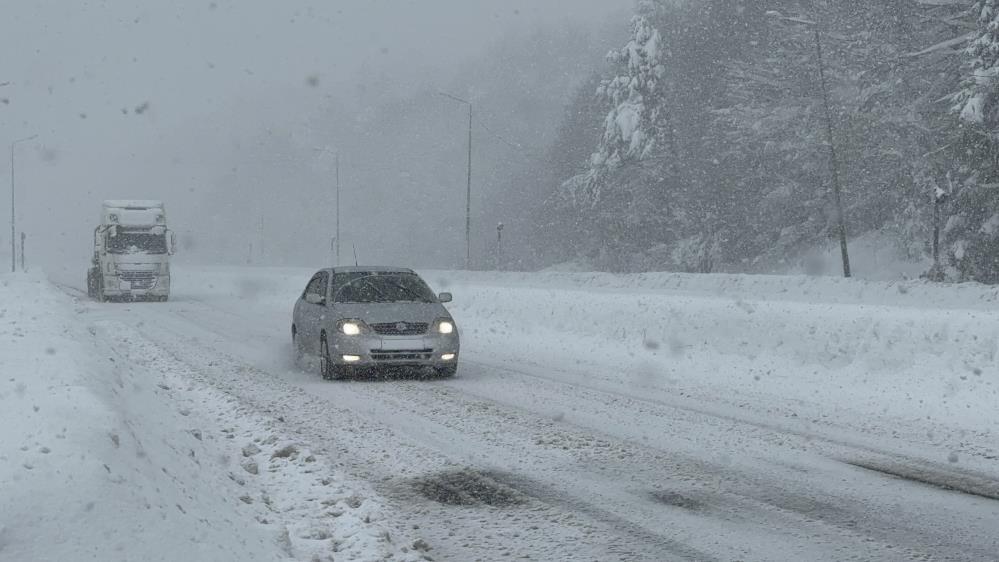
[370, 349, 434, 362]
[371, 322, 429, 336]
[120, 270, 156, 289]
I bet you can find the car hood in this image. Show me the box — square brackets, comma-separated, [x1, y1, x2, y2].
[331, 302, 451, 324]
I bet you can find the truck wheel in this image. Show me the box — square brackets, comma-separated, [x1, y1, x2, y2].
[87, 269, 101, 300]
[437, 364, 458, 378]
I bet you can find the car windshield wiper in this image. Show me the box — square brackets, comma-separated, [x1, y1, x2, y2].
[385, 281, 432, 303]
[333, 274, 383, 302]
[358, 279, 393, 302]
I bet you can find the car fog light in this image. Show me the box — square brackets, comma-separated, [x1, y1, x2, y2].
[441, 353, 456, 361]
[342, 355, 362, 363]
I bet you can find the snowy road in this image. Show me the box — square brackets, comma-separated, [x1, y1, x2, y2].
[65, 268, 999, 561]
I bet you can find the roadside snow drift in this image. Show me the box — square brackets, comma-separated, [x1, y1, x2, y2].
[0, 272, 424, 562]
[434, 270, 999, 434]
[176, 266, 999, 437]
[1, 273, 281, 561]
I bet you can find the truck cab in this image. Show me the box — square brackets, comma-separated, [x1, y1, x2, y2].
[87, 200, 175, 302]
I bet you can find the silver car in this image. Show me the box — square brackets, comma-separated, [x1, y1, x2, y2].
[292, 267, 459, 380]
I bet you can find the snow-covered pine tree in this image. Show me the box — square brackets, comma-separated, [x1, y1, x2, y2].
[952, 0, 999, 126]
[564, 0, 671, 207]
[943, 0, 999, 281]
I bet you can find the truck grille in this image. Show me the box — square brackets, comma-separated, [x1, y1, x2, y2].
[121, 271, 156, 290]
[370, 349, 434, 362]
[371, 322, 429, 336]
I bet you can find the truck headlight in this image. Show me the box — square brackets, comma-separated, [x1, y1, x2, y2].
[436, 319, 455, 335]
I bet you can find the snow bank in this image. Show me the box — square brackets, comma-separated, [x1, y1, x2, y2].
[171, 265, 998, 435]
[426, 268, 999, 309]
[430, 269, 999, 434]
[0, 272, 290, 561]
[0, 272, 424, 562]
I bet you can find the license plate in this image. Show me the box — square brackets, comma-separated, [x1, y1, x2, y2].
[379, 339, 423, 351]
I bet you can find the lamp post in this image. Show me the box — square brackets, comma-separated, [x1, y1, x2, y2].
[439, 91, 473, 270]
[767, 12, 851, 278]
[10, 134, 37, 273]
[314, 147, 341, 266]
[496, 222, 504, 270]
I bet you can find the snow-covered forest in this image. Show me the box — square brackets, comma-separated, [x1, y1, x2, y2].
[527, 0, 999, 282]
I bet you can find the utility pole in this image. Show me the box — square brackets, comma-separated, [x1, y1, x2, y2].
[496, 222, 504, 270]
[10, 134, 37, 273]
[19, 232, 25, 271]
[932, 181, 949, 280]
[812, 26, 851, 278]
[335, 152, 341, 266]
[466, 105, 472, 270]
[259, 214, 264, 263]
[313, 147, 341, 267]
[767, 12, 851, 278]
[440, 91, 473, 270]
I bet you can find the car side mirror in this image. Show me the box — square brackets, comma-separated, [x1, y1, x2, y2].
[305, 293, 325, 306]
[167, 230, 177, 255]
[438, 292, 452, 303]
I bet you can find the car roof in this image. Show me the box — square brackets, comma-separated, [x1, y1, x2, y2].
[326, 266, 416, 274]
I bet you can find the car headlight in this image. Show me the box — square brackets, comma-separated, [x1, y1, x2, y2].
[338, 319, 368, 336]
[436, 319, 455, 335]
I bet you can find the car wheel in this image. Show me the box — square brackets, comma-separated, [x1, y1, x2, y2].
[437, 364, 458, 378]
[320, 338, 347, 381]
[292, 327, 305, 368]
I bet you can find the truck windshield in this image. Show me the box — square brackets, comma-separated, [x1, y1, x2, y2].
[107, 232, 167, 254]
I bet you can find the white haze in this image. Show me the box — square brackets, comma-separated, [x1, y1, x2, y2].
[0, 0, 629, 282]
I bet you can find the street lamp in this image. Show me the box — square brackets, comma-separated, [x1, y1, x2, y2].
[10, 134, 37, 273]
[767, 11, 851, 278]
[439, 91, 473, 270]
[496, 222, 505, 270]
[313, 146, 341, 266]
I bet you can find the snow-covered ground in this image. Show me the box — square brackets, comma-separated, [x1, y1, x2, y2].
[4, 265, 999, 561]
[0, 272, 427, 562]
[433, 269, 999, 439]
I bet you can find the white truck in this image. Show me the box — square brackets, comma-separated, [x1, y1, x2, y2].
[86, 200, 175, 302]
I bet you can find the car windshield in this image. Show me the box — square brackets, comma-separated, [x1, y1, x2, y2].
[107, 231, 167, 254]
[333, 272, 437, 304]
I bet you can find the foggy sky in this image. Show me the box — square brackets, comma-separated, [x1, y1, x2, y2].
[1, 0, 630, 280]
